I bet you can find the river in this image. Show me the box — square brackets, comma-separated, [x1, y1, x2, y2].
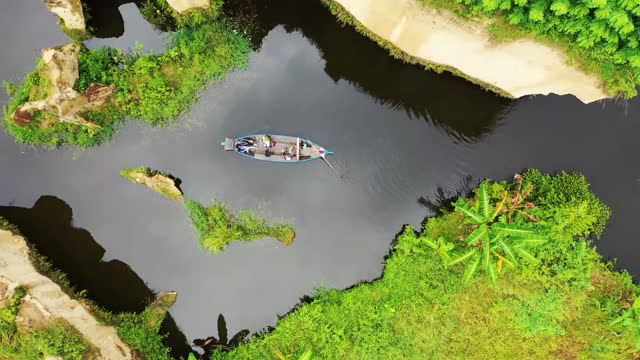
[0, 0, 638, 355]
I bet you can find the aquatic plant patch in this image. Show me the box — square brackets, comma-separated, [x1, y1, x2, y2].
[218, 170, 639, 359]
[185, 199, 295, 253]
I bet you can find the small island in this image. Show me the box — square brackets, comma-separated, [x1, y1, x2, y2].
[120, 167, 184, 201]
[185, 199, 296, 253]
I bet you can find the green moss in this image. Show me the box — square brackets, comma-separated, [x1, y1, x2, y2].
[218, 171, 638, 359]
[185, 199, 296, 253]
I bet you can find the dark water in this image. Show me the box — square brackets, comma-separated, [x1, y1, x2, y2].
[1, 0, 639, 352]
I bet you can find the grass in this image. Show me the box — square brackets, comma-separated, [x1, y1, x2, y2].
[120, 166, 184, 200]
[217, 170, 639, 359]
[3, 17, 250, 147]
[185, 199, 296, 253]
[0, 287, 98, 360]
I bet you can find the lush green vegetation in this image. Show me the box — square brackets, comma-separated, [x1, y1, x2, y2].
[0, 287, 97, 359]
[413, 0, 640, 97]
[120, 166, 184, 200]
[3, 9, 250, 147]
[218, 170, 639, 359]
[185, 199, 296, 253]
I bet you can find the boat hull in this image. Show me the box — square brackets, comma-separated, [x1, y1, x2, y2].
[221, 134, 333, 163]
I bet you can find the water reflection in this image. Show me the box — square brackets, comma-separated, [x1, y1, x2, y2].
[84, 0, 136, 38]
[193, 314, 250, 357]
[226, 0, 511, 143]
[0, 195, 192, 358]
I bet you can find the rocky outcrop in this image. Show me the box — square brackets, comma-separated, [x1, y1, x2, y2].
[165, 0, 210, 13]
[43, 0, 86, 31]
[329, 0, 609, 103]
[120, 167, 184, 201]
[11, 44, 116, 128]
[0, 229, 134, 360]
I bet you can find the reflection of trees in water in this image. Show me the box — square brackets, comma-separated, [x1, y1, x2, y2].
[193, 314, 249, 357]
[417, 175, 474, 216]
[83, 0, 176, 38]
[87, 0, 511, 141]
[225, 0, 512, 143]
[0, 195, 191, 358]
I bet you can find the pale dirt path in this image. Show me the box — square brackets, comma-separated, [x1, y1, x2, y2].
[335, 0, 609, 103]
[0, 229, 133, 360]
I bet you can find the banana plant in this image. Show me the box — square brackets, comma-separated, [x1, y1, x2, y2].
[446, 181, 549, 285]
[610, 297, 640, 349]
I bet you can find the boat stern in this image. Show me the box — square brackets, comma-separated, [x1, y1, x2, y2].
[221, 137, 235, 151]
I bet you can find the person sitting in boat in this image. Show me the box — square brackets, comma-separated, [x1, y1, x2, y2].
[262, 135, 275, 148]
[283, 149, 292, 161]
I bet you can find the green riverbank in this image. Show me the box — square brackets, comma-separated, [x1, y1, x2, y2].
[218, 170, 639, 359]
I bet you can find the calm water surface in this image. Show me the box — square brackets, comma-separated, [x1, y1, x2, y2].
[0, 0, 639, 350]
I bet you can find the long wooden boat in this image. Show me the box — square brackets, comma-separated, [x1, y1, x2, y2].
[220, 134, 333, 162]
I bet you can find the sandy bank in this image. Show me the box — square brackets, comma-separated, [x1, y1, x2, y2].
[0, 229, 133, 360]
[332, 0, 609, 103]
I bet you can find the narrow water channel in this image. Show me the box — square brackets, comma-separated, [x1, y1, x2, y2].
[0, 0, 638, 352]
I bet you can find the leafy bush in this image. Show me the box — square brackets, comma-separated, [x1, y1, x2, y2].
[112, 308, 173, 360]
[3, 19, 250, 147]
[185, 199, 295, 253]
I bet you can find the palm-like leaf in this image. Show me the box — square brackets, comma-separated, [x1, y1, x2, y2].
[421, 236, 438, 249]
[490, 191, 508, 221]
[448, 249, 477, 267]
[482, 237, 491, 269]
[477, 182, 492, 220]
[492, 223, 540, 237]
[485, 259, 498, 285]
[515, 247, 539, 264]
[463, 252, 481, 284]
[298, 350, 313, 360]
[455, 202, 486, 225]
[497, 239, 518, 265]
[511, 235, 548, 247]
[465, 224, 488, 245]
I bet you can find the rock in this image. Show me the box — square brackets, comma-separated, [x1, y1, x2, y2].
[0, 229, 134, 359]
[165, 0, 210, 13]
[146, 291, 178, 329]
[120, 168, 184, 201]
[15, 295, 51, 332]
[43, 0, 86, 31]
[12, 44, 116, 128]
